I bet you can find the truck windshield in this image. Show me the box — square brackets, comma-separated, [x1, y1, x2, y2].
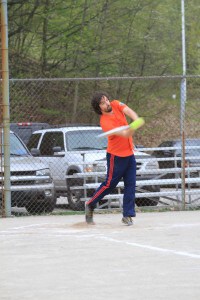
[0, 133, 30, 156]
[66, 130, 107, 151]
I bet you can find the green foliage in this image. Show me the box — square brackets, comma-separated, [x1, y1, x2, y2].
[8, 0, 199, 78]
[4, 0, 199, 149]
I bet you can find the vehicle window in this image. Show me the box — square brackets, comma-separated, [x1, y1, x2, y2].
[10, 127, 32, 144]
[0, 133, 29, 156]
[40, 132, 64, 156]
[174, 141, 181, 146]
[27, 133, 42, 150]
[173, 142, 181, 156]
[174, 140, 200, 156]
[10, 123, 51, 144]
[66, 130, 107, 151]
[160, 141, 172, 147]
[185, 140, 200, 156]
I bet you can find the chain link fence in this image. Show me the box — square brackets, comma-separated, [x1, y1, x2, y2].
[0, 76, 200, 216]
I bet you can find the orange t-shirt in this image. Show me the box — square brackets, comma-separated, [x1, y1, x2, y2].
[100, 100, 134, 157]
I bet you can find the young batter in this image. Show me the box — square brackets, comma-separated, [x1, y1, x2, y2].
[85, 91, 140, 225]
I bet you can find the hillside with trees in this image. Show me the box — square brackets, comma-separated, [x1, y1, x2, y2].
[1, 1, 200, 146]
[7, 0, 200, 78]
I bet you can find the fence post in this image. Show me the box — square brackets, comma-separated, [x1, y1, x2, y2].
[180, 0, 187, 210]
[180, 79, 186, 209]
[1, 0, 11, 217]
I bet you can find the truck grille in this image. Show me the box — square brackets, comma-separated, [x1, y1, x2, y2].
[11, 171, 36, 176]
[11, 180, 36, 186]
[0, 171, 36, 186]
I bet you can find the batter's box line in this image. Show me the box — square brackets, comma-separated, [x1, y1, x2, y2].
[97, 235, 200, 260]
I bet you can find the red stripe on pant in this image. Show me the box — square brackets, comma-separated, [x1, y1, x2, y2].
[86, 154, 114, 206]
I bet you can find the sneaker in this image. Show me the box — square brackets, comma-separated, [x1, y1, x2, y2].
[85, 202, 95, 224]
[122, 216, 133, 226]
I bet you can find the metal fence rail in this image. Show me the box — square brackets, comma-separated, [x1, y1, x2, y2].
[66, 155, 200, 210]
[0, 76, 200, 216]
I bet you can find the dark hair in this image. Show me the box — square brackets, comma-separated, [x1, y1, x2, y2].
[91, 91, 110, 115]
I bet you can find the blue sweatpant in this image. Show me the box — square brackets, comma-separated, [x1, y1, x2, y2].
[86, 153, 136, 217]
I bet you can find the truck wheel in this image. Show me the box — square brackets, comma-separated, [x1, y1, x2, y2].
[135, 185, 160, 207]
[67, 178, 85, 211]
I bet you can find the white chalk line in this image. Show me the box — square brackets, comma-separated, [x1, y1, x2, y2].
[144, 223, 200, 230]
[1, 222, 200, 259]
[39, 232, 200, 260]
[2, 221, 200, 232]
[0, 223, 96, 235]
[97, 236, 200, 259]
[1, 223, 61, 230]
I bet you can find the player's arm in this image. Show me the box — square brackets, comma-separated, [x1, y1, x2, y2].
[123, 106, 139, 122]
[114, 106, 139, 138]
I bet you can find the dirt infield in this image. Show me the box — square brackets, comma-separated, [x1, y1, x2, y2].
[0, 210, 200, 300]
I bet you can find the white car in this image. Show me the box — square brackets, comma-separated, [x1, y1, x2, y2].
[27, 126, 160, 211]
[0, 131, 55, 214]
